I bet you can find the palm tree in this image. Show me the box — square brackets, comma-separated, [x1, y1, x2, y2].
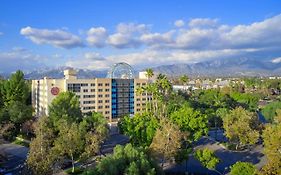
[180, 75, 189, 91]
[145, 68, 154, 83]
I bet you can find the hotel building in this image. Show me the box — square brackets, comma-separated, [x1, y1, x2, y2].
[32, 63, 149, 122]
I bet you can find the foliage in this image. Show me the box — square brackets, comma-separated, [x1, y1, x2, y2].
[28, 104, 109, 174]
[229, 92, 260, 111]
[0, 70, 30, 106]
[261, 101, 281, 122]
[261, 122, 281, 175]
[179, 75, 188, 85]
[53, 119, 84, 173]
[0, 122, 16, 141]
[27, 116, 56, 175]
[223, 107, 260, 149]
[119, 112, 159, 147]
[49, 91, 83, 125]
[0, 70, 32, 140]
[230, 161, 256, 175]
[170, 104, 208, 142]
[85, 144, 160, 175]
[145, 68, 154, 80]
[80, 112, 109, 159]
[149, 118, 184, 167]
[194, 148, 220, 170]
[8, 101, 32, 125]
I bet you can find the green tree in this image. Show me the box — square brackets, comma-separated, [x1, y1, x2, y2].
[229, 92, 260, 111]
[8, 101, 32, 125]
[27, 116, 55, 175]
[49, 91, 83, 125]
[53, 120, 84, 173]
[230, 162, 256, 175]
[80, 112, 109, 159]
[119, 112, 159, 147]
[84, 144, 160, 175]
[261, 122, 281, 175]
[179, 75, 189, 91]
[170, 104, 208, 142]
[223, 107, 260, 150]
[149, 118, 183, 168]
[194, 148, 220, 173]
[1, 70, 29, 106]
[261, 101, 281, 122]
[145, 68, 154, 82]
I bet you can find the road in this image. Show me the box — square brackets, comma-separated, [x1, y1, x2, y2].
[166, 136, 266, 175]
[0, 143, 29, 175]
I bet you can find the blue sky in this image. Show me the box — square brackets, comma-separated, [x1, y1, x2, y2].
[1, 0, 281, 73]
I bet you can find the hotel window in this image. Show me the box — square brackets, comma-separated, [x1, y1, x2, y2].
[105, 94, 110, 97]
[137, 109, 140, 111]
[105, 105, 110, 108]
[98, 106, 103, 109]
[83, 106, 95, 110]
[105, 100, 110, 103]
[98, 94, 103, 98]
[136, 98, 140, 101]
[81, 83, 88, 87]
[142, 83, 146, 86]
[98, 83, 103, 86]
[83, 100, 95, 104]
[90, 83, 95, 86]
[98, 100, 103, 103]
[136, 83, 140, 86]
[91, 89, 95, 92]
[83, 89, 88, 92]
[98, 89, 103, 92]
[105, 111, 110, 114]
[137, 103, 140, 106]
[105, 83, 110, 86]
[105, 89, 110, 92]
[142, 98, 146, 100]
[67, 83, 81, 92]
[83, 95, 95, 98]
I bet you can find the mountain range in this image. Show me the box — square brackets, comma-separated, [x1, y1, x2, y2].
[2, 58, 281, 79]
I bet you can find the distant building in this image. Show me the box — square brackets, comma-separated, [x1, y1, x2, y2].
[32, 63, 148, 122]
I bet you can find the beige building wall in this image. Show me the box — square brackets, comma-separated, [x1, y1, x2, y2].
[32, 69, 148, 122]
[134, 79, 148, 113]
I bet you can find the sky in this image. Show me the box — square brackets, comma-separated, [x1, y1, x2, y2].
[1, 0, 281, 73]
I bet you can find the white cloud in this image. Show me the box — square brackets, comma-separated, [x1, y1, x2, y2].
[107, 33, 140, 48]
[0, 48, 47, 73]
[86, 27, 107, 47]
[84, 52, 105, 60]
[66, 52, 108, 70]
[116, 23, 149, 34]
[188, 18, 218, 28]
[174, 20, 185, 27]
[140, 31, 175, 45]
[20, 26, 84, 49]
[14, 14, 281, 72]
[272, 57, 281, 63]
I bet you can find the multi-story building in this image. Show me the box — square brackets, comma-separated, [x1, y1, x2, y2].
[32, 64, 148, 122]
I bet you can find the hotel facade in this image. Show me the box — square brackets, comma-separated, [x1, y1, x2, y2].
[32, 64, 149, 122]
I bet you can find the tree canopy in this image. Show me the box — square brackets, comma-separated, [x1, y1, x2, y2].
[230, 162, 256, 175]
[194, 148, 220, 170]
[223, 107, 260, 149]
[49, 91, 83, 125]
[83, 144, 160, 175]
